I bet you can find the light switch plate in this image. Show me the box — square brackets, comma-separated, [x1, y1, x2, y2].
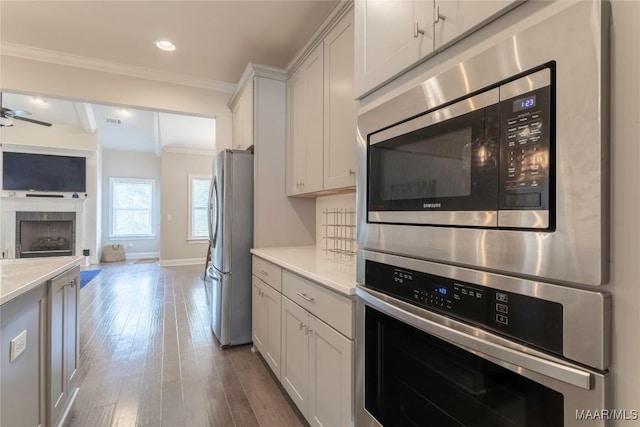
[9, 330, 27, 362]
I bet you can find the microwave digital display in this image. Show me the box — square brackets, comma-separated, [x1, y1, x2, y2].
[513, 95, 536, 112]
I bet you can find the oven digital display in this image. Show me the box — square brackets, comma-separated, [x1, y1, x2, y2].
[513, 95, 536, 112]
[437, 287, 447, 295]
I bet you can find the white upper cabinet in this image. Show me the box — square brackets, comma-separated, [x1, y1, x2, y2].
[287, 7, 357, 196]
[231, 82, 254, 150]
[355, 0, 525, 98]
[355, 0, 434, 98]
[287, 43, 324, 196]
[434, 0, 523, 50]
[324, 8, 357, 190]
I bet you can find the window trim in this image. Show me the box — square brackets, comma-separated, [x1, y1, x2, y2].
[109, 177, 156, 239]
[188, 173, 212, 241]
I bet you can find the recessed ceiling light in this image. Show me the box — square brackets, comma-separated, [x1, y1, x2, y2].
[118, 108, 130, 115]
[32, 97, 46, 105]
[155, 40, 176, 52]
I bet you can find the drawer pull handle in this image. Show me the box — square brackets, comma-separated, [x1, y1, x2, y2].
[296, 292, 314, 302]
[299, 322, 307, 330]
[258, 269, 268, 276]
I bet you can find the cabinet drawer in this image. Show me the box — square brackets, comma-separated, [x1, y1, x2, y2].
[282, 270, 354, 339]
[252, 256, 282, 291]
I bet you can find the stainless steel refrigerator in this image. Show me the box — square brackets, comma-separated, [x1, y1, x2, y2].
[207, 149, 253, 347]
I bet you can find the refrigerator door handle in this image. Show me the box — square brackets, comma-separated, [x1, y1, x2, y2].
[208, 178, 215, 243]
[211, 177, 219, 249]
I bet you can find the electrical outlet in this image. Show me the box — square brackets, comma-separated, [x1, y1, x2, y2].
[9, 330, 27, 362]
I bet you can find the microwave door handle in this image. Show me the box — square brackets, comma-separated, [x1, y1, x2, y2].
[358, 288, 593, 391]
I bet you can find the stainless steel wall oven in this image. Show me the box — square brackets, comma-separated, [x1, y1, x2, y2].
[355, 2, 611, 426]
[355, 251, 611, 427]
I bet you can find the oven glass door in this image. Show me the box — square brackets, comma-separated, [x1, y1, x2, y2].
[364, 306, 563, 427]
[367, 89, 500, 226]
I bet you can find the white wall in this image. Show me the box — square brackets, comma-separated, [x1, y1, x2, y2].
[101, 149, 161, 258]
[159, 150, 214, 266]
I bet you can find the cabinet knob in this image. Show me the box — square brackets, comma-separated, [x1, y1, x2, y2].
[258, 269, 268, 276]
[299, 322, 307, 330]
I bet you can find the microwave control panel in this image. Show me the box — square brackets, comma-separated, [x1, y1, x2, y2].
[365, 260, 563, 355]
[499, 84, 551, 212]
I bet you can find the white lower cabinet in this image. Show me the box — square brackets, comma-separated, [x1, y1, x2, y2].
[252, 255, 355, 426]
[281, 295, 353, 427]
[252, 276, 282, 378]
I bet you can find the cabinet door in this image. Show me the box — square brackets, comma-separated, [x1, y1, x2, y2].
[324, 8, 357, 190]
[307, 315, 353, 427]
[434, 0, 523, 50]
[253, 276, 282, 378]
[287, 68, 307, 196]
[355, 0, 434, 97]
[64, 272, 79, 389]
[232, 83, 254, 150]
[301, 44, 325, 194]
[252, 277, 267, 352]
[263, 281, 282, 379]
[48, 272, 67, 426]
[281, 297, 309, 417]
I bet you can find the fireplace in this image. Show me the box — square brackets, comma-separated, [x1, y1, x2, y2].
[16, 212, 76, 258]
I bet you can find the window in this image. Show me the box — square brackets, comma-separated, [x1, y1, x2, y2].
[189, 175, 211, 241]
[110, 178, 155, 237]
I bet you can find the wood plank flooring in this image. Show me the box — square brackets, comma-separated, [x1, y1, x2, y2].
[63, 261, 306, 427]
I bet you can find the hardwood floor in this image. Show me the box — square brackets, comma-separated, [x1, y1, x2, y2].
[64, 261, 306, 427]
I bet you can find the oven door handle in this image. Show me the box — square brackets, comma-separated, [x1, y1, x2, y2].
[357, 288, 594, 391]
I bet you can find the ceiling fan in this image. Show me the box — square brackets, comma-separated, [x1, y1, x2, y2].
[0, 92, 52, 127]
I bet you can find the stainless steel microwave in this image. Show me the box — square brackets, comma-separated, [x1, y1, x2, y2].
[357, 0, 609, 287]
[368, 67, 552, 229]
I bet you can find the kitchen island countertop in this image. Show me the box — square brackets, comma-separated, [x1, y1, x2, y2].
[0, 256, 84, 305]
[250, 246, 357, 296]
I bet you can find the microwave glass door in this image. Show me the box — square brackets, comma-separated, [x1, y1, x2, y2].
[368, 89, 500, 226]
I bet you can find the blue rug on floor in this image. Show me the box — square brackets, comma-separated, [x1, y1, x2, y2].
[80, 269, 102, 288]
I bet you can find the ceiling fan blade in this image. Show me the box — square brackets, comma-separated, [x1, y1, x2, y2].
[5, 109, 31, 117]
[12, 115, 52, 127]
[5, 109, 32, 117]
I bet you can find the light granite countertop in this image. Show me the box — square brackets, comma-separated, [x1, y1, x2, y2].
[250, 246, 356, 296]
[0, 256, 84, 305]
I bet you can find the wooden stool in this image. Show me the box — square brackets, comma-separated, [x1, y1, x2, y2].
[204, 243, 211, 278]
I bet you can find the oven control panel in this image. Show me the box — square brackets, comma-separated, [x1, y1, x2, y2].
[367, 260, 563, 355]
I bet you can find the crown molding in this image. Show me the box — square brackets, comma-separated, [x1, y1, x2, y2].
[0, 42, 237, 94]
[286, 0, 354, 75]
[228, 62, 287, 108]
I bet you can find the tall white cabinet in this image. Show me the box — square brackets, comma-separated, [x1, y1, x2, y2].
[286, 6, 357, 197]
[228, 64, 315, 248]
[354, 0, 525, 97]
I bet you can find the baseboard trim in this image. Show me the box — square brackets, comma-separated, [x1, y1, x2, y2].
[159, 258, 203, 267]
[125, 252, 160, 260]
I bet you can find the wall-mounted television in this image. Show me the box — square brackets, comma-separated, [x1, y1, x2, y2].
[2, 152, 87, 192]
